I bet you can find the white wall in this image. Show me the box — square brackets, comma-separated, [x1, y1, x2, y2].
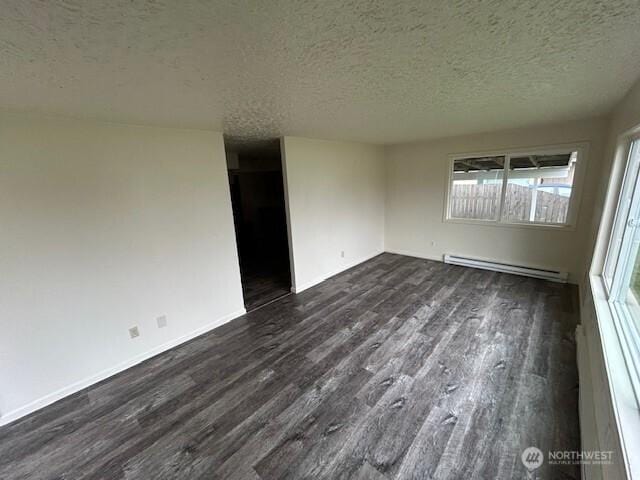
[282, 137, 385, 292]
[384, 117, 608, 283]
[0, 113, 245, 425]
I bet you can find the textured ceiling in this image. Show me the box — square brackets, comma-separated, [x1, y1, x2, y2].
[2, 0, 640, 144]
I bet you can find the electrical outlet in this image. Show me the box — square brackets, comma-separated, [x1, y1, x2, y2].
[430, 241, 436, 247]
[341, 250, 345, 258]
[129, 326, 140, 339]
[157, 315, 167, 328]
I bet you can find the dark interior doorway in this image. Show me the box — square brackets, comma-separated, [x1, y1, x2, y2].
[225, 138, 292, 311]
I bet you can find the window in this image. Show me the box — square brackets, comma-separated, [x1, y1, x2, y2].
[450, 156, 504, 221]
[446, 146, 584, 227]
[604, 139, 640, 291]
[601, 135, 640, 408]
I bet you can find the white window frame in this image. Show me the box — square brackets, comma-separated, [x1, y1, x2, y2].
[443, 142, 589, 230]
[603, 137, 640, 293]
[600, 132, 640, 408]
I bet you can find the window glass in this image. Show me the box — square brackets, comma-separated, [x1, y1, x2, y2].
[604, 141, 640, 289]
[628, 245, 640, 303]
[447, 148, 582, 227]
[449, 156, 504, 221]
[501, 152, 576, 224]
[614, 140, 640, 308]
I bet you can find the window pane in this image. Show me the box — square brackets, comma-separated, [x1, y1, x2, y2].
[616, 140, 640, 306]
[622, 218, 640, 311]
[450, 156, 504, 221]
[604, 141, 640, 287]
[629, 247, 640, 302]
[501, 152, 576, 224]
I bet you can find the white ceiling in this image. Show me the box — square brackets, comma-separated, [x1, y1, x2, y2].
[2, 0, 640, 144]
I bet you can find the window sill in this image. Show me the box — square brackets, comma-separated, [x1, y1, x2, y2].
[443, 217, 576, 232]
[589, 274, 640, 479]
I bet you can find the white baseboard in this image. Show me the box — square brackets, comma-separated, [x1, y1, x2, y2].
[0, 307, 246, 427]
[291, 250, 384, 293]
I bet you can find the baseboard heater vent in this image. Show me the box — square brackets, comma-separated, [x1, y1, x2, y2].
[443, 254, 568, 283]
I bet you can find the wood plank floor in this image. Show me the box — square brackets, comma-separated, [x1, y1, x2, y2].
[0, 253, 580, 480]
[241, 268, 291, 312]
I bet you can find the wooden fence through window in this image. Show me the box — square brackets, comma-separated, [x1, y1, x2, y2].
[450, 183, 569, 223]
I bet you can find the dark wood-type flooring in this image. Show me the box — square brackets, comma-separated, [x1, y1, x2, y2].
[241, 267, 291, 312]
[0, 253, 580, 479]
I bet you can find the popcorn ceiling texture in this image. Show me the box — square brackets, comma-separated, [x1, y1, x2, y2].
[1, 0, 640, 144]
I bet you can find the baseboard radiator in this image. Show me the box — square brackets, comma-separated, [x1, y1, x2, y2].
[443, 254, 568, 283]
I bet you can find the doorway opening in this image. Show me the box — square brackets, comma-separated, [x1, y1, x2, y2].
[225, 138, 292, 312]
